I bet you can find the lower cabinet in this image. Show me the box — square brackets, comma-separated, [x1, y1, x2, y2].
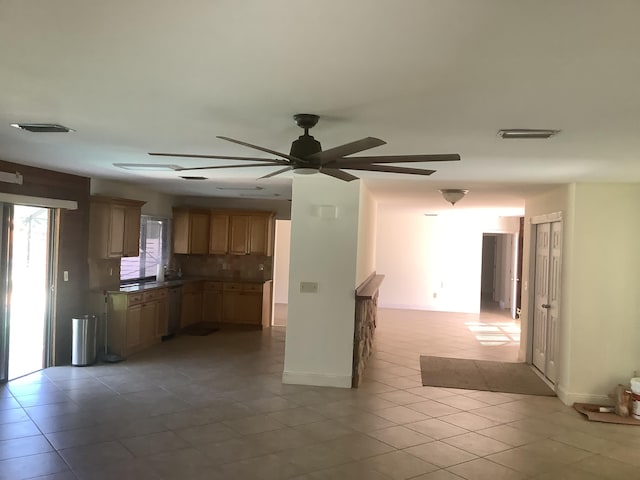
[180, 281, 203, 327]
[106, 288, 168, 358]
[202, 282, 223, 323]
[220, 281, 271, 327]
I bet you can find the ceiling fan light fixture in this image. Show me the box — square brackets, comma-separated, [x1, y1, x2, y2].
[440, 189, 468, 206]
[293, 167, 318, 175]
[498, 129, 559, 139]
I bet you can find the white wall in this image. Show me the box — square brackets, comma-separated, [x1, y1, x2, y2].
[563, 184, 640, 403]
[273, 219, 291, 304]
[356, 182, 377, 287]
[90, 179, 175, 217]
[522, 183, 640, 405]
[283, 175, 361, 388]
[376, 207, 519, 313]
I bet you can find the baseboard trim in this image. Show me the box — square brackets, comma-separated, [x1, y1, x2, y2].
[282, 370, 352, 388]
[556, 384, 611, 406]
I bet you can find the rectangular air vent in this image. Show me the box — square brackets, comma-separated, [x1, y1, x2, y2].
[498, 129, 559, 139]
[10, 123, 75, 133]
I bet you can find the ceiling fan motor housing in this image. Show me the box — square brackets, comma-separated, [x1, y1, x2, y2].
[290, 135, 322, 162]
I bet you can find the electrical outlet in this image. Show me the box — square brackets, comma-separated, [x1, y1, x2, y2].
[300, 282, 318, 294]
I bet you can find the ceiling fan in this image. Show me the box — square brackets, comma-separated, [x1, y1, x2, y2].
[149, 114, 460, 182]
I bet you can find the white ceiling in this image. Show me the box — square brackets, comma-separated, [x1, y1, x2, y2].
[1, 1, 639, 214]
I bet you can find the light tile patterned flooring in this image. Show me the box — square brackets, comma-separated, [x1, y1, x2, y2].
[2, 307, 639, 479]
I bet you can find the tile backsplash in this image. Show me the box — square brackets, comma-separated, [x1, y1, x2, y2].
[175, 254, 272, 280]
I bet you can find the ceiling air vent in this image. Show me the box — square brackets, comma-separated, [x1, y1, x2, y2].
[498, 129, 559, 139]
[180, 176, 207, 180]
[10, 123, 75, 133]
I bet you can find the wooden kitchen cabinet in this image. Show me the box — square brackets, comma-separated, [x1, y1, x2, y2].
[180, 281, 203, 327]
[221, 281, 271, 327]
[209, 214, 229, 254]
[227, 213, 274, 255]
[202, 281, 223, 323]
[89, 196, 145, 258]
[173, 208, 210, 254]
[229, 215, 251, 255]
[104, 288, 167, 358]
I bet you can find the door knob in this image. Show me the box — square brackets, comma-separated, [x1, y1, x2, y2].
[542, 304, 551, 309]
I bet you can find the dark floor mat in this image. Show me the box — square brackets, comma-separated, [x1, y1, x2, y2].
[182, 322, 220, 336]
[420, 355, 555, 396]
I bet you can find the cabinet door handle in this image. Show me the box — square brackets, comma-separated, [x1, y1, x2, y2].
[542, 304, 551, 309]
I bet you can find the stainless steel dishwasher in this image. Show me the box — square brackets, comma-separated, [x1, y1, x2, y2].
[164, 285, 182, 339]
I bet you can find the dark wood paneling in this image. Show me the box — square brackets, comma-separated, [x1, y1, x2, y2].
[0, 160, 90, 365]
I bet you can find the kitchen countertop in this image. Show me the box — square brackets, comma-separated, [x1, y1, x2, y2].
[111, 276, 272, 294]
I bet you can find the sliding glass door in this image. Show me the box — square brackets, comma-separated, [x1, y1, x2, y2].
[0, 203, 56, 383]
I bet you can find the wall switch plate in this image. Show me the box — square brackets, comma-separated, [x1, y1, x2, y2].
[63, 271, 69, 282]
[300, 282, 318, 294]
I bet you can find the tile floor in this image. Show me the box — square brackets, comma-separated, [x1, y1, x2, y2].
[2, 307, 639, 479]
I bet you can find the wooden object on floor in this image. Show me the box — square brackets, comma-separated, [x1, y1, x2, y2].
[574, 403, 640, 425]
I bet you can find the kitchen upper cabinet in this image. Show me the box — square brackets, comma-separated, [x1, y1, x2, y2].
[174, 208, 274, 256]
[209, 214, 229, 254]
[248, 214, 270, 255]
[89, 196, 145, 259]
[227, 213, 273, 255]
[124, 205, 143, 257]
[173, 208, 210, 254]
[229, 215, 251, 255]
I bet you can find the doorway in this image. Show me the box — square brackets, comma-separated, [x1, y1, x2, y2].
[271, 219, 291, 326]
[0, 204, 56, 382]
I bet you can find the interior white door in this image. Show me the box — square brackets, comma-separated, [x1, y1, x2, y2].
[545, 221, 562, 383]
[532, 221, 562, 383]
[532, 223, 550, 373]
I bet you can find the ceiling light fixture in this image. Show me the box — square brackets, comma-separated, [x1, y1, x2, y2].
[10, 123, 75, 133]
[440, 189, 468, 206]
[293, 167, 317, 175]
[498, 129, 559, 139]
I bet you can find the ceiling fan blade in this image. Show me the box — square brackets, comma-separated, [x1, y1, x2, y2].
[258, 166, 293, 179]
[319, 168, 359, 182]
[175, 162, 288, 172]
[217, 136, 303, 163]
[342, 164, 436, 176]
[307, 137, 386, 164]
[329, 153, 461, 166]
[149, 152, 288, 164]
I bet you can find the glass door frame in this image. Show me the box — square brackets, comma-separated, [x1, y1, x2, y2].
[0, 204, 12, 383]
[0, 203, 57, 383]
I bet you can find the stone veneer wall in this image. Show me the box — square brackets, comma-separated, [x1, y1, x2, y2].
[352, 275, 383, 387]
